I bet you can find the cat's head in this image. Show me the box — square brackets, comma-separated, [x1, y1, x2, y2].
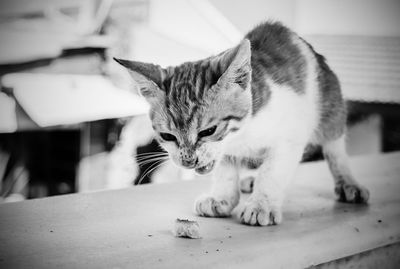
[115, 39, 252, 175]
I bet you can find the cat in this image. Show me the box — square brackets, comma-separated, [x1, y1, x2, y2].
[115, 21, 370, 226]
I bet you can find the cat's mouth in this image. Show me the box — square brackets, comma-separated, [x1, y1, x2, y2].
[195, 160, 216, 175]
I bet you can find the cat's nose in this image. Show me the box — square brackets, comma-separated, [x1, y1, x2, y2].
[181, 158, 197, 169]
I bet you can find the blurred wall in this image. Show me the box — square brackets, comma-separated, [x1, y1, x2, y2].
[296, 0, 400, 36]
[210, 0, 296, 32]
[149, 0, 241, 55]
[210, 0, 400, 36]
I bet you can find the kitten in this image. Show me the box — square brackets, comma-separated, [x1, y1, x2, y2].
[115, 21, 369, 226]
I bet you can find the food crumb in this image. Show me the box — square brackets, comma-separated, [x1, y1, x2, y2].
[173, 218, 201, 239]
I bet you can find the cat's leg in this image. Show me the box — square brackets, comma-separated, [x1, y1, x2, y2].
[195, 160, 240, 217]
[322, 134, 369, 203]
[238, 141, 306, 226]
[240, 175, 255, 193]
[239, 168, 257, 193]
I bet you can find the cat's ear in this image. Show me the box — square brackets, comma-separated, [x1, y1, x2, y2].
[114, 58, 166, 99]
[218, 39, 252, 90]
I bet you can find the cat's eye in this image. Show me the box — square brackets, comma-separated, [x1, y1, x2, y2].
[198, 126, 217, 138]
[160, 132, 177, 142]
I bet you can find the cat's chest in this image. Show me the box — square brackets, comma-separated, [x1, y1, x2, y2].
[222, 79, 319, 157]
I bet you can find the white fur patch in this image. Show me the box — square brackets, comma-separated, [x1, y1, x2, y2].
[223, 35, 321, 157]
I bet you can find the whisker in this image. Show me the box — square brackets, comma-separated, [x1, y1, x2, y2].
[137, 157, 169, 165]
[138, 164, 160, 185]
[135, 151, 167, 156]
[137, 157, 169, 167]
[137, 157, 168, 165]
[135, 153, 169, 162]
[136, 155, 169, 163]
[134, 152, 168, 159]
[135, 152, 168, 158]
[137, 159, 166, 185]
[134, 152, 167, 157]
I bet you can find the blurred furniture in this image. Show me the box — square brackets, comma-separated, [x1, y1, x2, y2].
[0, 74, 149, 199]
[307, 35, 400, 104]
[1, 73, 148, 130]
[0, 0, 152, 200]
[0, 152, 399, 268]
[307, 35, 400, 156]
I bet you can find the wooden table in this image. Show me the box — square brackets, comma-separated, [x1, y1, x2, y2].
[1, 153, 400, 268]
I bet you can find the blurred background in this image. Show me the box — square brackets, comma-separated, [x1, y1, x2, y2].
[0, 0, 399, 202]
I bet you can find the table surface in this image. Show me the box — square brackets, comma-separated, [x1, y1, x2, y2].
[1, 153, 400, 269]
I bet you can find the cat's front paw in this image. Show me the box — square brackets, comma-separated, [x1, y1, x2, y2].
[335, 183, 370, 203]
[195, 195, 237, 217]
[238, 195, 282, 226]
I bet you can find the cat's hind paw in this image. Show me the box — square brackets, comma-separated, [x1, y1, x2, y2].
[335, 183, 370, 203]
[195, 195, 236, 217]
[238, 195, 282, 226]
[240, 176, 255, 193]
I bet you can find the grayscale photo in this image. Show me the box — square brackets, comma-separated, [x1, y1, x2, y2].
[0, 0, 399, 268]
